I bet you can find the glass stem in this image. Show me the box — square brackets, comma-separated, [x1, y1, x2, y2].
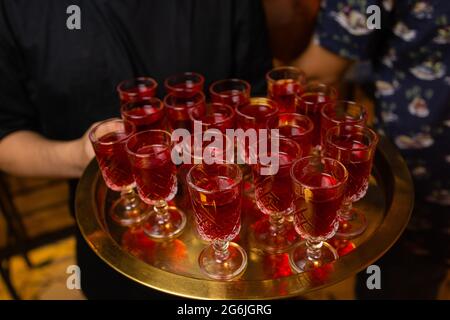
[306, 239, 323, 262]
[153, 199, 170, 225]
[339, 199, 353, 221]
[212, 240, 230, 263]
[269, 212, 285, 237]
[121, 187, 140, 216]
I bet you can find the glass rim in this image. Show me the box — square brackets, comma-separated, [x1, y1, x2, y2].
[186, 163, 243, 195]
[116, 77, 158, 94]
[89, 118, 135, 146]
[120, 97, 164, 119]
[296, 83, 338, 102]
[209, 78, 251, 97]
[252, 136, 302, 168]
[188, 102, 235, 124]
[180, 131, 234, 161]
[235, 97, 279, 121]
[164, 72, 205, 93]
[266, 66, 306, 82]
[276, 112, 314, 136]
[163, 91, 206, 111]
[290, 156, 348, 190]
[321, 100, 367, 124]
[125, 129, 172, 158]
[325, 124, 379, 152]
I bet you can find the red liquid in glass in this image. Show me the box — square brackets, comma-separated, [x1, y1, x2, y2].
[195, 111, 234, 133]
[253, 153, 295, 215]
[320, 115, 366, 147]
[168, 118, 192, 132]
[122, 105, 165, 132]
[130, 144, 177, 204]
[297, 93, 332, 146]
[167, 97, 205, 131]
[293, 173, 343, 238]
[237, 104, 277, 130]
[211, 89, 249, 109]
[119, 86, 156, 104]
[190, 176, 241, 242]
[94, 132, 134, 191]
[237, 103, 277, 166]
[176, 138, 229, 210]
[167, 83, 202, 98]
[269, 79, 302, 113]
[327, 138, 372, 201]
[278, 125, 312, 156]
[201, 113, 227, 123]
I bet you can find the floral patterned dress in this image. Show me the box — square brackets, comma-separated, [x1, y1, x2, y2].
[315, 0, 449, 293]
[316, 0, 450, 203]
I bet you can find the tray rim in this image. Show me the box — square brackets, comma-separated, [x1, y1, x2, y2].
[75, 135, 414, 299]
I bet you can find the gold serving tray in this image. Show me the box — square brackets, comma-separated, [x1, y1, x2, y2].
[76, 136, 413, 299]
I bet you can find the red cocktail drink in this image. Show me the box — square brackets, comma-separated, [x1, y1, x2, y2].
[323, 124, 378, 239]
[267, 67, 306, 113]
[289, 156, 347, 272]
[188, 102, 235, 133]
[126, 130, 186, 239]
[209, 79, 251, 109]
[320, 100, 367, 147]
[296, 83, 337, 147]
[121, 97, 166, 132]
[130, 144, 177, 204]
[89, 118, 149, 226]
[252, 137, 302, 253]
[273, 113, 314, 156]
[293, 172, 344, 238]
[175, 133, 232, 211]
[117, 77, 158, 104]
[164, 92, 205, 131]
[187, 163, 247, 280]
[91, 123, 134, 191]
[191, 175, 242, 241]
[236, 97, 279, 191]
[164, 72, 204, 98]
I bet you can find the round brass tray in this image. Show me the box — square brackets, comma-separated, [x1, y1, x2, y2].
[76, 136, 413, 299]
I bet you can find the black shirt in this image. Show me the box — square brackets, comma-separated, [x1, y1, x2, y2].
[0, 0, 272, 141]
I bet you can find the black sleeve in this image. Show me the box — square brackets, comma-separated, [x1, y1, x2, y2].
[233, 0, 273, 95]
[0, 1, 38, 140]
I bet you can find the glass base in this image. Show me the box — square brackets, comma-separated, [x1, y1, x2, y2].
[289, 241, 338, 273]
[252, 218, 299, 254]
[142, 207, 187, 240]
[199, 242, 247, 280]
[110, 198, 151, 227]
[335, 209, 367, 239]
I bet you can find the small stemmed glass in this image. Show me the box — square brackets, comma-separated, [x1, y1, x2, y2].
[252, 137, 302, 253]
[289, 156, 348, 272]
[89, 118, 149, 226]
[126, 130, 186, 239]
[187, 163, 247, 280]
[324, 124, 378, 239]
[266, 66, 306, 113]
[209, 79, 251, 109]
